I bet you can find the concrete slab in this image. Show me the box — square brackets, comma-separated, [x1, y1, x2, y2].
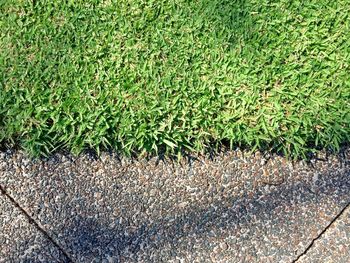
[0, 194, 70, 263]
[1, 149, 349, 262]
[297, 204, 350, 263]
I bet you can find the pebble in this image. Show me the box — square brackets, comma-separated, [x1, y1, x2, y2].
[220, 242, 228, 250]
[0, 147, 349, 262]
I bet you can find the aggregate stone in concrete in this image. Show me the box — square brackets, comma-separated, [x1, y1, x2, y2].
[0, 148, 349, 262]
[0, 194, 69, 263]
[297, 204, 350, 263]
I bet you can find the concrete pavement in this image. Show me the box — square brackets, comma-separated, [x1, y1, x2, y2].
[0, 148, 349, 262]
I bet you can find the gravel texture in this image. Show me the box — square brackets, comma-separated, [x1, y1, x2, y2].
[0, 194, 69, 262]
[297, 204, 350, 263]
[0, 148, 349, 262]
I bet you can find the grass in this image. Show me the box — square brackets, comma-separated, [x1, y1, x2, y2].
[0, 0, 349, 158]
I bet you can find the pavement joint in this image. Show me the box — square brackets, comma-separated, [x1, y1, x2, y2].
[1, 148, 349, 261]
[292, 201, 350, 262]
[0, 184, 75, 263]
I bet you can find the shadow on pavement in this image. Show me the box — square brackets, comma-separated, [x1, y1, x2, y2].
[57, 169, 349, 261]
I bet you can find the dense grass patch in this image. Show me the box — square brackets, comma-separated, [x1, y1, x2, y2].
[1, 0, 349, 158]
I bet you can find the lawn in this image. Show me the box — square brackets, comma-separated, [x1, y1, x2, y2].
[1, 0, 349, 158]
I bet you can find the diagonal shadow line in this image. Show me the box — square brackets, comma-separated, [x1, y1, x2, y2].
[56, 168, 350, 261]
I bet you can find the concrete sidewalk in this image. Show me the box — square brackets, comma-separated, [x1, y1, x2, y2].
[297, 204, 350, 263]
[0, 148, 349, 262]
[0, 194, 70, 262]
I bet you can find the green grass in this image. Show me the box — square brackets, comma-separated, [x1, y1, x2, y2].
[1, 0, 349, 158]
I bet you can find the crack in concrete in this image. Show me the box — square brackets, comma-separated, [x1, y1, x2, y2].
[292, 201, 350, 262]
[0, 184, 75, 263]
[1, 176, 349, 263]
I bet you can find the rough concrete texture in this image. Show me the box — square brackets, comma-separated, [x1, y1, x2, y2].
[0, 148, 349, 262]
[297, 205, 350, 263]
[0, 194, 69, 262]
